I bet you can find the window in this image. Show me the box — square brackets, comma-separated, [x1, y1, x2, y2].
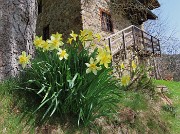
[38, 0, 42, 14]
[43, 25, 49, 40]
[101, 11, 113, 32]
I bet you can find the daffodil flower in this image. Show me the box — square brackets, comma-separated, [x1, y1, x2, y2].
[70, 31, 78, 41]
[132, 60, 137, 71]
[33, 36, 44, 48]
[80, 29, 88, 37]
[51, 32, 63, 41]
[80, 29, 93, 41]
[57, 49, 69, 60]
[18, 51, 31, 69]
[96, 47, 112, 68]
[47, 35, 64, 50]
[67, 38, 73, 44]
[94, 33, 101, 42]
[41, 41, 50, 51]
[120, 63, 125, 70]
[121, 75, 130, 86]
[104, 44, 110, 53]
[85, 58, 101, 75]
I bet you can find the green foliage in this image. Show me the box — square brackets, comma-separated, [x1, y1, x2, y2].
[162, 105, 176, 116]
[0, 80, 35, 134]
[120, 91, 148, 111]
[127, 65, 156, 97]
[18, 31, 121, 127]
[155, 80, 180, 134]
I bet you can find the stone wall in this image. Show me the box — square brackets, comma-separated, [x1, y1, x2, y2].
[81, 0, 132, 41]
[36, 0, 83, 38]
[36, 0, 133, 41]
[0, 0, 37, 81]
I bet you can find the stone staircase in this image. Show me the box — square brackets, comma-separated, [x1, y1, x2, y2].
[106, 25, 161, 61]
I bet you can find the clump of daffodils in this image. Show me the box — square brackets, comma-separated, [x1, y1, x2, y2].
[19, 29, 137, 86]
[18, 30, 111, 74]
[18, 29, 137, 87]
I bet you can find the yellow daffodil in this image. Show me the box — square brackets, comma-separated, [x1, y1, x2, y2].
[91, 44, 97, 49]
[33, 36, 44, 48]
[132, 60, 137, 71]
[104, 44, 110, 53]
[120, 63, 125, 70]
[41, 41, 50, 51]
[47, 34, 64, 50]
[80, 29, 88, 37]
[70, 31, 78, 41]
[85, 30, 93, 40]
[121, 75, 130, 86]
[18, 51, 31, 69]
[99, 54, 111, 68]
[85, 57, 101, 75]
[80, 29, 93, 41]
[67, 38, 73, 44]
[96, 47, 112, 68]
[51, 32, 63, 41]
[94, 33, 101, 42]
[57, 49, 69, 60]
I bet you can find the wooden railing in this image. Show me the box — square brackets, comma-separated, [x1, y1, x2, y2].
[106, 25, 161, 59]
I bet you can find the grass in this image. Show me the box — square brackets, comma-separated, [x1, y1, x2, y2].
[0, 80, 33, 133]
[0, 80, 93, 133]
[154, 80, 180, 134]
[1, 79, 180, 133]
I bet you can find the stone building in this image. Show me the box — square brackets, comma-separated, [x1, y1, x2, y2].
[36, 0, 160, 40]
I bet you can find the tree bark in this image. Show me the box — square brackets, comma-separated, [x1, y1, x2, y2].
[0, 0, 37, 81]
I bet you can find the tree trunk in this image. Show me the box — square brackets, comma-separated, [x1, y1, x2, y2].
[0, 0, 37, 81]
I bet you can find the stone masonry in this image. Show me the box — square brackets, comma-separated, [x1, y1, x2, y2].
[36, 0, 132, 40]
[36, 0, 83, 38]
[81, 0, 132, 39]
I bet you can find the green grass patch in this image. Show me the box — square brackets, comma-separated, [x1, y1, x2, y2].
[0, 80, 35, 133]
[155, 80, 180, 134]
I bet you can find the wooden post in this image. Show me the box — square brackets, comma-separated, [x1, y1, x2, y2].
[141, 30, 145, 49]
[122, 31, 126, 59]
[108, 38, 113, 65]
[153, 57, 158, 79]
[132, 26, 136, 50]
[151, 36, 154, 54]
[108, 38, 111, 52]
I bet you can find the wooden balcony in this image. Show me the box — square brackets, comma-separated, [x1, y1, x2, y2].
[106, 25, 161, 61]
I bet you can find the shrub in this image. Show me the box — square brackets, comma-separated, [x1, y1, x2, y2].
[18, 30, 121, 127]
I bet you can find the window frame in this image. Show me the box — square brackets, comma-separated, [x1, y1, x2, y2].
[99, 8, 114, 33]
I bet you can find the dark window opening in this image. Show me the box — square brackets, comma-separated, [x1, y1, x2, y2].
[38, 0, 42, 14]
[43, 25, 49, 40]
[101, 11, 113, 32]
